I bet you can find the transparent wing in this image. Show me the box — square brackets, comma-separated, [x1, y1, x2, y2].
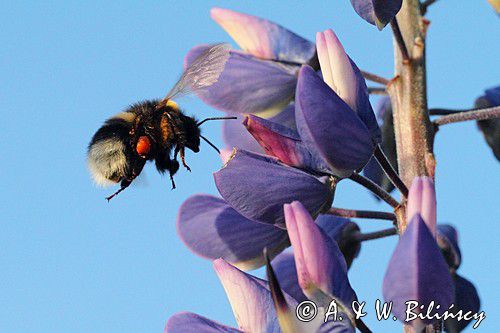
[161, 43, 231, 103]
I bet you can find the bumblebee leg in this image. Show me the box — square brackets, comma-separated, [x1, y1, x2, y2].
[174, 146, 179, 161]
[180, 147, 191, 172]
[106, 179, 132, 201]
[168, 160, 179, 190]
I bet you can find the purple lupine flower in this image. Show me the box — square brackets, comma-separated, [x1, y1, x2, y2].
[349, 0, 403, 30]
[363, 97, 398, 194]
[177, 195, 359, 273]
[266, 253, 356, 333]
[284, 201, 358, 312]
[406, 176, 437, 236]
[271, 250, 306, 303]
[383, 215, 454, 331]
[272, 215, 360, 302]
[166, 247, 357, 333]
[435, 224, 482, 331]
[315, 215, 361, 269]
[476, 85, 500, 161]
[214, 149, 335, 227]
[219, 148, 233, 164]
[315, 30, 380, 142]
[223, 105, 297, 154]
[166, 312, 241, 333]
[214, 258, 298, 332]
[184, 8, 316, 115]
[436, 224, 462, 271]
[243, 114, 331, 174]
[177, 194, 289, 271]
[445, 274, 482, 332]
[166, 259, 301, 333]
[292, 30, 380, 178]
[210, 7, 315, 64]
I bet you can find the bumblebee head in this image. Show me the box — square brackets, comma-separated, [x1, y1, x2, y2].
[183, 116, 201, 153]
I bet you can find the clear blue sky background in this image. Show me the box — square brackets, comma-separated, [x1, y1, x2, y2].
[0, 1, 498, 332]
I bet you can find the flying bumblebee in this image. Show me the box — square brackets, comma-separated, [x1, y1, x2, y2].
[87, 44, 235, 201]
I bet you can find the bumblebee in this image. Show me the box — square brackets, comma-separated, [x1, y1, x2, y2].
[87, 44, 234, 200]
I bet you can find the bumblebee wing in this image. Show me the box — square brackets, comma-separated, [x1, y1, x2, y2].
[161, 43, 231, 103]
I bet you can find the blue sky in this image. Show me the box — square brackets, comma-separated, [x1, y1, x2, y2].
[0, 1, 498, 332]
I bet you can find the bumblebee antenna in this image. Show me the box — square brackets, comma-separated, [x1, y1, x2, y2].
[196, 116, 237, 127]
[200, 135, 221, 154]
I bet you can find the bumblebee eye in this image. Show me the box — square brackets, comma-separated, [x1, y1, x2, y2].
[136, 136, 151, 157]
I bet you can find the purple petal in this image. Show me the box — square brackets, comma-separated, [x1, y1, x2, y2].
[316, 320, 355, 333]
[177, 195, 289, 271]
[222, 113, 264, 153]
[383, 215, 454, 330]
[267, 103, 297, 130]
[222, 105, 297, 154]
[445, 274, 481, 332]
[165, 312, 242, 333]
[484, 85, 500, 106]
[213, 259, 297, 333]
[210, 7, 316, 63]
[348, 58, 381, 142]
[244, 114, 331, 173]
[214, 149, 335, 227]
[436, 224, 462, 270]
[363, 97, 397, 193]
[271, 250, 306, 303]
[285, 201, 357, 308]
[406, 177, 437, 236]
[316, 30, 358, 113]
[316, 215, 361, 268]
[219, 148, 233, 164]
[185, 46, 298, 114]
[349, 0, 403, 29]
[363, 157, 387, 195]
[315, 30, 380, 142]
[296, 66, 375, 177]
[476, 86, 500, 161]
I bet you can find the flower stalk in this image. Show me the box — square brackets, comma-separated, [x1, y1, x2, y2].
[353, 227, 398, 241]
[349, 173, 400, 208]
[368, 86, 388, 95]
[360, 70, 390, 85]
[328, 207, 396, 222]
[388, 1, 436, 332]
[390, 19, 410, 62]
[433, 106, 500, 126]
[374, 145, 409, 197]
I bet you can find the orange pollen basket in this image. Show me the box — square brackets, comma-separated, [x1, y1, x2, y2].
[136, 136, 151, 156]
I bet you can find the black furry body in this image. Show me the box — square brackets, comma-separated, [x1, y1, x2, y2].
[87, 100, 200, 195]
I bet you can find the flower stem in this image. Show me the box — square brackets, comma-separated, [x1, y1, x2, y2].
[353, 227, 397, 241]
[360, 70, 390, 85]
[374, 145, 409, 197]
[328, 207, 396, 221]
[368, 86, 388, 95]
[430, 105, 499, 115]
[433, 106, 500, 126]
[390, 19, 410, 62]
[348, 173, 400, 208]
